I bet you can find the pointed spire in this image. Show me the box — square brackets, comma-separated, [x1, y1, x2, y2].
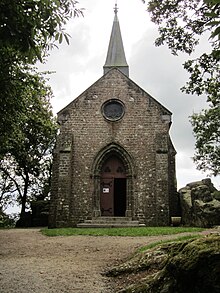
[103, 3, 129, 77]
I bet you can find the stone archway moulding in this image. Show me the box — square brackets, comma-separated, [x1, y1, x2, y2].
[91, 143, 136, 218]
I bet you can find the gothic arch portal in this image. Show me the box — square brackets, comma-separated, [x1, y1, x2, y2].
[91, 143, 136, 218]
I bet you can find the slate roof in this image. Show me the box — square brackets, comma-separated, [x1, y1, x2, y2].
[103, 4, 129, 77]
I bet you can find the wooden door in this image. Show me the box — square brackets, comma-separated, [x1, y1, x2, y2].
[100, 178, 114, 216]
[100, 156, 126, 216]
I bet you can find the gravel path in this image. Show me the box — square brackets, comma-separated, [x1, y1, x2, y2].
[0, 228, 217, 293]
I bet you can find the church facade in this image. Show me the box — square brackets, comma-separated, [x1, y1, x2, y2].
[49, 7, 178, 228]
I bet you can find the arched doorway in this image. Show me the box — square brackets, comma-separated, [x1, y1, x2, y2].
[91, 143, 135, 218]
[100, 156, 126, 216]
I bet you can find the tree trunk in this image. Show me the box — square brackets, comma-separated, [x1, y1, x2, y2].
[20, 197, 26, 216]
[20, 173, 29, 216]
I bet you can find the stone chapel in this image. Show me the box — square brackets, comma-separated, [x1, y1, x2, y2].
[49, 5, 179, 228]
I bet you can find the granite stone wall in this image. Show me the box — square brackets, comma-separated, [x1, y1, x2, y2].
[49, 69, 177, 227]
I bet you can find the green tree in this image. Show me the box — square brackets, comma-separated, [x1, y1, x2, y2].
[0, 0, 83, 157]
[0, 172, 16, 212]
[0, 0, 83, 62]
[0, 1, 83, 214]
[0, 72, 57, 215]
[142, 0, 220, 176]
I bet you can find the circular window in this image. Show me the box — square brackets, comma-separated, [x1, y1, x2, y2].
[102, 99, 125, 121]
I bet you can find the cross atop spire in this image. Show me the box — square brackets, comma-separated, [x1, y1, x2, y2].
[103, 3, 129, 77]
[114, 2, 118, 15]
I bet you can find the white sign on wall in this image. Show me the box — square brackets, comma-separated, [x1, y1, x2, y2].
[103, 188, 109, 193]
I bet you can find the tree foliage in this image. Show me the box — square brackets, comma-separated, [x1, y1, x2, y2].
[0, 0, 83, 158]
[190, 106, 220, 176]
[0, 209, 15, 228]
[0, 172, 16, 212]
[0, 72, 57, 214]
[0, 0, 83, 62]
[142, 0, 220, 176]
[0, 0, 82, 213]
[0, 1, 83, 213]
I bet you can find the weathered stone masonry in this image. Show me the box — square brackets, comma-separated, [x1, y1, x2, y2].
[49, 7, 178, 228]
[49, 69, 178, 227]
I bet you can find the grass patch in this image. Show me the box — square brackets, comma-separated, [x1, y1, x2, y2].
[41, 226, 204, 237]
[138, 234, 202, 252]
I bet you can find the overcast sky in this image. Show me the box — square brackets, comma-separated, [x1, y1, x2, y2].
[38, 0, 219, 190]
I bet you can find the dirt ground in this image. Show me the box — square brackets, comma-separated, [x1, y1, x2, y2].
[0, 228, 217, 293]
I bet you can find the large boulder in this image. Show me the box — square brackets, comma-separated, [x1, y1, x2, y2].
[179, 178, 220, 227]
[107, 234, 220, 293]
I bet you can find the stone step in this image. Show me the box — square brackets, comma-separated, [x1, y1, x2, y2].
[85, 217, 135, 223]
[77, 217, 143, 228]
[77, 222, 140, 228]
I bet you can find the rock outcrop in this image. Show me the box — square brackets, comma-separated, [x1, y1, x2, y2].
[179, 178, 220, 227]
[107, 234, 220, 293]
